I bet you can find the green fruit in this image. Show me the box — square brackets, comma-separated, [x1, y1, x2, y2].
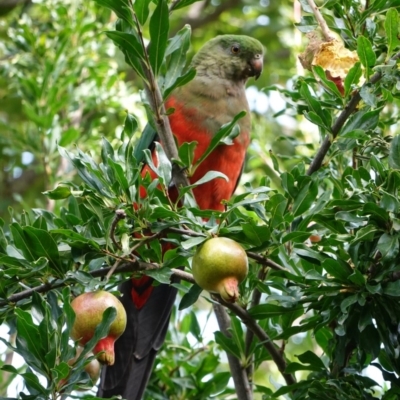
[192, 237, 248, 302]
[70, 291, 127, 366]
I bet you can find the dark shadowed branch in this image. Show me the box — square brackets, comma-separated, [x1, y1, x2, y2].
[213, 303, 253, 400]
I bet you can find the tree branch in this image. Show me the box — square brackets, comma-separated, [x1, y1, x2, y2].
[305, 0, 334, 41]
[213, 295, 296, 387]
[171, 0, 242, 35]
[307, 50, 400, 176]
[247, 252, 288, 272]
[131, 10, 191, 191]
[244, 267, 269, 392]
[1, 261, 194, 307]
[213, 303, 252, 400]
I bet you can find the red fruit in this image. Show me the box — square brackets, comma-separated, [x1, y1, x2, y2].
[70, 291, 127, 366]
[192, 237, 248, 302]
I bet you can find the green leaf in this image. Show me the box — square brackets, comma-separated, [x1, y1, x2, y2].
[344, 62, 362, 97]
[22, 226, 63, 275]
[266, 193, 287, 228]
[177, 141, 197, 170]
[10, 222, 35, 261]
[341, 107, 382, 136]
[385, 8, 400, 58]
[79, 307, 117, 356]
[312, 65, 343, 98]
[181, 236, 207, 250]
[379, 190, 400, 213]
[242, 223, 270, 246]
[164, 25, 193, 96]
[249, 304, 303, 320]
[297, 350, 326, 370]
[59, 127, 80, 147]
[377, 233, 399, 261]
[190, 170, 228, 187]
[340, 294, 358, 313]
[14, 309, 46, 373]
[362, 202, 389, 224]
[348, 269, 366, 286]
[299, 80, 332, 128]
[281, 172, 298, 198]
[43, 185, 72, 200]
[322, 258, 352, 281]
[352, 225, 377, 244]
[22, 371, 48, 394]
[192, 112, 246, 172]
[164, 68, 196, 99]
[303, 111, 329, 130]
[172, 0, 203, 10]
[144, 142, 172, 186]
[292, 179, 318, 217]
[357, 35, 376, 73]
[282, 231, 310, 244]
[179, 284, 203, 310]
[134, 124, 157, 164]
[134, 0, 151, 24]
[93, 0, 133, 26]
[122, 113, 138, 140]
[202, 372, 231, 397]
[230, 316, 245, 357]
[360, 83, 378, 107]
[149, 0, 169, 75]
[51, 229, 100, 250]
[107, 158, 130, 194]
[105, 31, 146, 79]
[214, 331, 241, 359]
[145, 267, 173, 284]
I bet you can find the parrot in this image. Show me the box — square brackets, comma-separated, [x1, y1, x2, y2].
[98, 34, 264, 400]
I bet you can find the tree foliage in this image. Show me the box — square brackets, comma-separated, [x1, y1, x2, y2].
[1, 0, 400, 399]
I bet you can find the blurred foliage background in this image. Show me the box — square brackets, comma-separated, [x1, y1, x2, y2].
[0, 0, 297, 218]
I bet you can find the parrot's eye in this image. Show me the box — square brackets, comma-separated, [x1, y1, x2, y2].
[231, 45, 240, 54]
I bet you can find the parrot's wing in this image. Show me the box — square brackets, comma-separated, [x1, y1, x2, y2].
[97, 279, 179, 400]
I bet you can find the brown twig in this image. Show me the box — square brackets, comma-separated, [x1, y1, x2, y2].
[305, 0, 334, 41]
[307, 50, 400, 176]
[247, 252, 288, 271]
[109, 209, 127, 250]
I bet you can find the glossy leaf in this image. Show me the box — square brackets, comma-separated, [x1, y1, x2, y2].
[385, 8, 400, 58]
[134, 0, 151, 24]
[357, 35, 376, 74]
[149, 0, 169, 75]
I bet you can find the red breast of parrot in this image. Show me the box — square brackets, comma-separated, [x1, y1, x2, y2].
[98, 34, 263, 400]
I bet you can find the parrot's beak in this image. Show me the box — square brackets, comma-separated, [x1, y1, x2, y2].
[249, 55, 263, 80]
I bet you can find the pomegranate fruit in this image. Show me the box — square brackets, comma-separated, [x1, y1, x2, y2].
[70, 291, 127, 366]
[192, 237, 248, 302]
